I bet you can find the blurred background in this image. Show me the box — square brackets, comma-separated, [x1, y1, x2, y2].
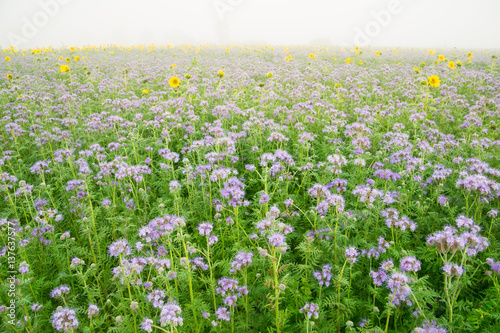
[1, 0, 499, 49]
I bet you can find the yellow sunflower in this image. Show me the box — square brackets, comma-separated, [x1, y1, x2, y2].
[60, 65, 70, 73]
[428, 75, 440, 87]
[7, 74, 13, 80]
[5, 56, 10, 61]
[169, 76, 180, 88]
[438, 55, 445, 61]
[308, 53, 316, 59]
[413, 67, 420, 73]
[218, 70, 225, 78]
[448, 61, 455, 69]
[345, 58, 351, 64]
[142, 89, 148, 94]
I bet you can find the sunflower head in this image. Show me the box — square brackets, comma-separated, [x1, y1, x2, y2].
[345, 58, 351, 64]
[308, 53, 316, 59]
[376, 51, 381, 56]
[467, 52, 473, 58]
[7, 74, 13, 80]
[60, 65, 70, 73]
[355, 46, 359, 52]
[218, 70, 225, 78]
[448, 61, 455, 69]
[438, 55, 445, 61]
[5, 56, 10, 62]
[428, 75, 440, 87]
[413, 67, 420, 73]
[74, 56, 79, 61]
[169, 76, 180, 88]
[142, 89, 148, 94]
[266, 72, 273, 78]
[171, 64, 176, 68]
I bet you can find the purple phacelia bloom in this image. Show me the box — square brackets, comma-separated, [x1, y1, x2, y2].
[197, 222, 213, 236]
[215, 307, 230, 321]
[268, 233, 285, 247]
[51, 308, 79, 332]
[400, 256, 421, 272]
[300, 302, 319, 319]
[313, 264, 332, 287]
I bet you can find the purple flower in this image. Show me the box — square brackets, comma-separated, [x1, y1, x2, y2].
[159, 301, 183, 327]
[50, 285, 70, 298]
[140, 318, 153, 332]
[438, 195, 449, 206]
[300, 302, 319, 319]
[19, 261, 29, 274]
[259, 193, 270, 204]
[313, 264, 332, 287]
[197, 222, 213, 236]
[268, 233, 285, 247]
[108, 239, 132, 257]
[442, 263, 464, 277]
[400, 256, 421, 272]
[486, 258, 500, 274]
[345, 247, 359, 263]
[51, 308, 79, 332]
[87, 304, 99, 318]
[231, 251, 253, 272]
[215, 307, 230, 321]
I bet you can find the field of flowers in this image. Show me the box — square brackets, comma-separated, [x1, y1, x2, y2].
[0, 44, 499, 332]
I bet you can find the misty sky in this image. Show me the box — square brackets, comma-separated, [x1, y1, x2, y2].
[1, 0, 499, 49]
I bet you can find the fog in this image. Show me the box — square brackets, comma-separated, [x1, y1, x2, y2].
[1, 0, 499, 49]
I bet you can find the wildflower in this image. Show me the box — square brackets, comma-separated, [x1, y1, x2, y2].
[313, 264, 332, 286]
[142, 89, 148, 94]
[486, 258, 500, 274]
[345, 58, 351, 64]
[231, 251, 253, 272]
[300, 303, 319, 319]
[87, 304, 99, 318]
[400, 256, 421, 272]
[140, 318, 153, 332]
[448, 61, 455, 69]
[19, 261, 29, 274]
[50, 285, 70, 298]
[437, 195, 449, 206]
[218, 70, 225, 78]
[169, 76, 180, 88]
[51, 307, 79, 332]
[215, 307, 230, 321]
[159, 302, 183, 327]
[198, 222, 213, 236]
[438, 55, 445, 61]
[5, 56, 10, 61]
[345, 247, 360, 263]
[308, 53, 316, 59]
[108, 239, 132, 257]
[60, 65, 70, 73]
[413, 67, 420, 73]
[428, 75, 440, 87]
[268, 233, 285, 247]
[442, 263, 464, 277]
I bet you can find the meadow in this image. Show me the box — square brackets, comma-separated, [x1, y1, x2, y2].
[0, 44, 499, 332]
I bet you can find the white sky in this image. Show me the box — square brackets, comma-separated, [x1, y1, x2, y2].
[1, 0, 499, 49]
